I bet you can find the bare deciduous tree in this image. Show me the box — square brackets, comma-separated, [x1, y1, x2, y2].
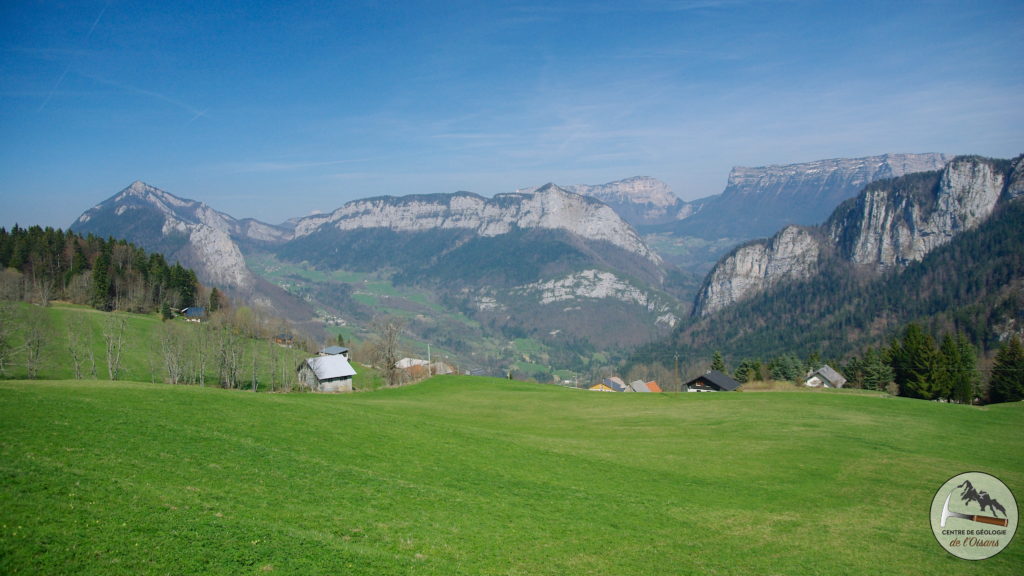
[66, 313, 92, 379]
[214, 319, 244, 388]
[0, 301, 15, 376]
[371, 316, 406, 388]
[160, 321, 188, 385]
[0, 269, 25, 302]
[102, 315, 127, 381]
[22, 305, 51, 379]
[192, 321, 209, 386]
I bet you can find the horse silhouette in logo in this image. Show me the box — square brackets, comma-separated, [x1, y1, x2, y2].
[957, 480, 1008, 518]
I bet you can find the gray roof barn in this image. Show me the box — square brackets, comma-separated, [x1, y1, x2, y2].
[319, 345, 350, 357]
[805, 365, 847, 388]
[298, 355, 357, 392]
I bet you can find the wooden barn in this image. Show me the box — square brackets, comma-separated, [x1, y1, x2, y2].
[684, 370, 740, 392]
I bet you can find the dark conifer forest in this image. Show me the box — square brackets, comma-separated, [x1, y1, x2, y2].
[0, 225, 200, 312]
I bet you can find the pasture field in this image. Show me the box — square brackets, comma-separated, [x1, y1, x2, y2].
[1, 376, 1021, 575]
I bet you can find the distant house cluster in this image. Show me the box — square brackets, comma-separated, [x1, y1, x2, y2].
[589, 377, 663, 393]
[585, 367, 849, 393]
[588, 370, 743, 392]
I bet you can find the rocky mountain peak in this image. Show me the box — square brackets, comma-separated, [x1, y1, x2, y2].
[522, 176, 685, 227]
[72, 182, 258, 293]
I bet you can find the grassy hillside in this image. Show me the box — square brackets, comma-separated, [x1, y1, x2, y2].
[1, 376, 1020, 575]
[0, 302, 377, 389]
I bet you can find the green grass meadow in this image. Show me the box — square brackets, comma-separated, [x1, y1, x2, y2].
[1, 376, 1021, 575]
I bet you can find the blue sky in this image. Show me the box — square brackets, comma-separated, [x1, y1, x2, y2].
[2, 1, 1022, 229]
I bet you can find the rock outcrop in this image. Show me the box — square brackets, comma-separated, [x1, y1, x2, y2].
[512, 269, 679, 327]
[694, 155, 1020, 317]
[293, 183, 662, 268]
[694, 226, 822, 316]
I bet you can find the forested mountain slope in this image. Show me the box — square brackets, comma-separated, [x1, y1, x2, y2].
[645, 156, 1024, 363]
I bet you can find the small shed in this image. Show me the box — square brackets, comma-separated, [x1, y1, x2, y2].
[685, 370, 740, 392]
[805, 365, 847, 388]
[179, 306, 207, 322]
[297, 355, 357, 392]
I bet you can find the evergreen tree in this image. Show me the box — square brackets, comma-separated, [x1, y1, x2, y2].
[862, 347, 894, 391]
[711, 351, 726, 373]
[91, 246, 113, 310]
[843, 355, 865, 388]
[734, 359, 761, 383]
[938, 332, 978, 404]
[990, 335, 1024, 403]
[160, 301, 174, 321]
[770, 354, 803, 382]
[209, 287, 222, 313]
[888, 323, 941, 399]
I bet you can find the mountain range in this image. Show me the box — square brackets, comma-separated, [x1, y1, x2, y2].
[72, 181, 681, 373]
[69, 151, 1014, 379]
[646, 154, 1024, 368]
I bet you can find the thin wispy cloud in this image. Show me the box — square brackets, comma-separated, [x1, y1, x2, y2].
[2, 1, 1021, 228]
[79, 72, 208, 121]
[37, 2, 109, 112]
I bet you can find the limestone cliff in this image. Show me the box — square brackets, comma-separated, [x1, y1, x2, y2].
[293, 183, 662, 269]
[694, 226, 822, 316]
[531, 176, 688, 227]
[674, 153, 953, 241]
[694, 155, 1021, 317]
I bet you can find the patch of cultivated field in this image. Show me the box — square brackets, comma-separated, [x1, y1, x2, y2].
[1, 377, 1020, 575]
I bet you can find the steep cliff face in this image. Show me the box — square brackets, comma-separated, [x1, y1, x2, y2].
[674, 153, 953, 240]
[694, 155, 1020, 317]
[72, 181, 259, 292]
[694, 226, 822, 317]
[722, 153, 953, 201]
[293, 183, 662, 268]
[828, 156, 1006, 268]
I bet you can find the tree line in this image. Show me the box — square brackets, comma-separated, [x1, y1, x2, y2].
[707, 323, 1023, 404]
[0, 225, 201, 312]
